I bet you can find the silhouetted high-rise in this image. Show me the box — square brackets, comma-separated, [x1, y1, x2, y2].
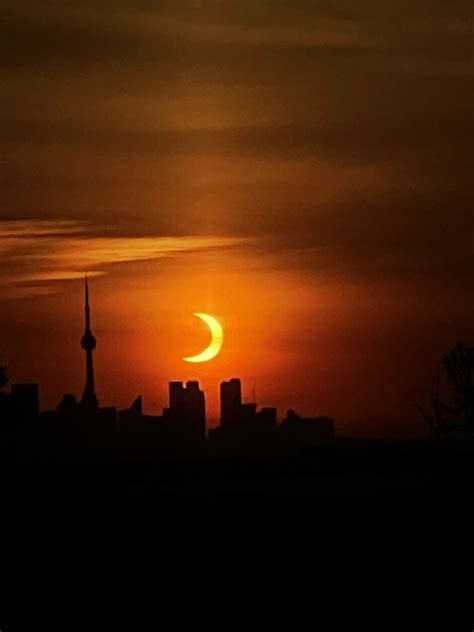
[80, 276, 98, 410]
[220, 378, 242, 428]
[167, 381, 206, 441]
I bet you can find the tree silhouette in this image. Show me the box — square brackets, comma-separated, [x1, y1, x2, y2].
[434, 342, 474, 428]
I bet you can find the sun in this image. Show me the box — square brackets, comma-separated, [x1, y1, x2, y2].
[183, 313, 223, 363]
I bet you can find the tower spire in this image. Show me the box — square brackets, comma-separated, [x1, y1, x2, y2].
[85, 273, 91, 332]
[80, 274, 98, 410]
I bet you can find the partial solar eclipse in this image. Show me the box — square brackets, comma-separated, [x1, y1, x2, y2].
[183, 313, 223, 363]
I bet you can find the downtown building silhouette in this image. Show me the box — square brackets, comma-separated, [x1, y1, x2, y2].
[2, 278, 335, 462]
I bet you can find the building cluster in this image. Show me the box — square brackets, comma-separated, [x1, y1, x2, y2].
[1, 279, 335, 461]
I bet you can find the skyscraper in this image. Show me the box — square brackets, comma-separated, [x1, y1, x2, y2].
[168, 381, 206, 441]
[220, 378, 242, 428]
[80, 276, 98, 410]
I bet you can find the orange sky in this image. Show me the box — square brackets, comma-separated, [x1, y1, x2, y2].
[1, 1, 472, 436]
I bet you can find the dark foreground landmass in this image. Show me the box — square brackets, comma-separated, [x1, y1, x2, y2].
[5, 438, 474, 632]
[8, 438, 474, 509]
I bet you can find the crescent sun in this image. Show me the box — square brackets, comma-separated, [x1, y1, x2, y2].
[183, 313, 223, 363]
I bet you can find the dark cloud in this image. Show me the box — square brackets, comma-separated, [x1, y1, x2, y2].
[1, 0, 473, 284]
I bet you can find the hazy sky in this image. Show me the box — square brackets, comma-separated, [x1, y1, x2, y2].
[1, 1, 473, 435]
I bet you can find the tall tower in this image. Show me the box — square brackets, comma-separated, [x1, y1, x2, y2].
[80, 275, 98, 411]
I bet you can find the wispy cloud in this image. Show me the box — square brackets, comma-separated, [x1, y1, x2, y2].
[0, 219, 244, 297]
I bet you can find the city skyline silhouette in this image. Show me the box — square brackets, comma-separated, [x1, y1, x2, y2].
[2, 268, 474, 423]
[2, 277, 340, 463]
[2, 277, 472, 466]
